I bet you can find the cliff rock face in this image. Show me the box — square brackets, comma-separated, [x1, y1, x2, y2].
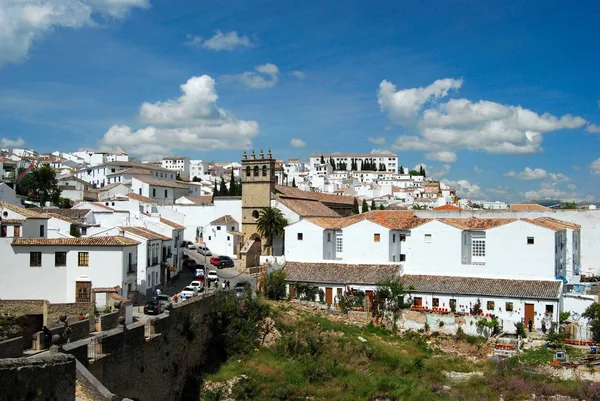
[258, 317, 281, 347]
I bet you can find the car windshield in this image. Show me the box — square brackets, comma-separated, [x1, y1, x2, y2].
[147, 301, 158, 306]
[183, 287, 194, 291]
[220, 256, 231, 260]
[156, 295, 169, 301]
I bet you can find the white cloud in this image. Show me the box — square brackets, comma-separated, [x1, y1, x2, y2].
[378, 78, 462, 125]
[290, 70, 305, 79]
[0, 0, 149, 66]
[0, 137, 25, 148]
[590, 158, 600, 176]
[186, 30, 253, 51]
[474, 165, 483, 174]
[523, 181, 583, 201]
[503, 167, 569, 182]
[504, 167, 548, 180]
[430, 164, 452, 179]
[567, 184, 578, 191]
[442, 179, 485, 199]
[99, 75, 259, 159]
[425, 151, 457, 163]
[586, 124, 600, 134]
[370, 148, 391, 154]
[221, 63, 279, 89]
[368, 136, 386, 145]
[290, 138, 306, 148]
[381, 78, 589, 155]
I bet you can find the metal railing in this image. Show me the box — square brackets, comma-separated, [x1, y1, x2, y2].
[128, 263, 137, 273]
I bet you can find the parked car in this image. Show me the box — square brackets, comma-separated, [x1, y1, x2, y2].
[195, 268, 205, 278]
[234, 281, 251, 298]
[186, 259, 197, 269]
[207, 270, 219, 283]
[155, 294, 172, 309]
[186, 243, 196, 250]
[189, 280, 204, 293]
[143, 300, 164, 315]
[217, 257, 234, 269]
[209, 256, 220, 266]
[180, 286, 196, 299]
[197, 246, 212, 256]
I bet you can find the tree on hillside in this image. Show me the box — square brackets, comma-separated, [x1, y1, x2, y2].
[320, 155, 325, 164]
[399, 165, 404, 174]
[372, 279, 408, 318]
[292, 177, 296, 187]
[192, 176, 201, 182]
[371, 200, 376, 210]
[362, 199, 369, 213]
[560, 202, 578, 209]
[18, 165, 61, 207]
[352, 198, 359, 214]
[379, 204, 385, 210]
[212, 181, 218, 200]
[256, 207, 288, 256]
[330, 157, 336, 170]
[408, 169, 419, 176]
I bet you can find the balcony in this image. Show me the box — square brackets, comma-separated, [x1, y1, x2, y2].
[152, 257, 158, 266]
[128, 263, 137, 274]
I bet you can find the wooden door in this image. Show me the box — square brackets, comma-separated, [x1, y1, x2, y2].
[325, 288, 333, 304]
[524, 303, 535, 330]
[76, 281, 91, 303]
[414, 297, 422, 306]
[366, 290, 374, 312]
[289, 284, 296, 299]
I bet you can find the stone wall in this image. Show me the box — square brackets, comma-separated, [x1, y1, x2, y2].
[0, 354, 76, 401]
[96, 311, 120, 332]
[45, 301, 95, 327]
[87, 294, 217, 400]
[32, 319, 91, 351]
[0, 300, 45, 317]
[0, 336, 23, 358]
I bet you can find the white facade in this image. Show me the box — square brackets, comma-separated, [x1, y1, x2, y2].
[161, 157, 190, 179]
[310, 153, 399, 173]
[203, 216, 240, 258]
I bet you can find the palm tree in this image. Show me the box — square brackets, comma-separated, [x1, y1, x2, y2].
[256, 207, 288, 256]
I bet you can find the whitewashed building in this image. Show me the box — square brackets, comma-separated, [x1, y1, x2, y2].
[202, 215, 241, 258]
[161, 156, 190, 179]
[310, 153, 399, 173]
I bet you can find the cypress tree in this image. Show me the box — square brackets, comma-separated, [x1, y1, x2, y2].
[371, 200, 376, 210]
[379, 204, 385, 210]
[400, 165, 404, 174]
[352, 198, 359, 214]
[320, 155, 325, 164]
[229, 170, 236, 196]
[362, 199, 369, 213]
[219, 177, 227, 196]
[292, 177, 297, 187]
[212, 181, 218, 200]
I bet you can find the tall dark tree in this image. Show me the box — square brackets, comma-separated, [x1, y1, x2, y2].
[371, 200, 376, 210]
[292, 177, 297, 187]
[18, 165, 61, 206]
[418, 165, 425, 176]
[228, 170, 237, 196]
[400, 165, 405, 174]
[379, 204, 385, 210]
[373, 163, 378, 172]
[320, 155, 325, 164]
[362, 199, 369, 213]
[330, 157, 336, 170]
[219, 177, 228, 196]
[352, 198, 359, 214]
[212, 181, 218, 200]
[256, 207, 288, 256]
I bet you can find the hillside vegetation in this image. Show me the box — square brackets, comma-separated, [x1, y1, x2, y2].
[200, 300, 600, 401]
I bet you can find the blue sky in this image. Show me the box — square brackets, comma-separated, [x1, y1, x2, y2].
[1, 0, 599, 202]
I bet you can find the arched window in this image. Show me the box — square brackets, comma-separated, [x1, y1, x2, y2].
[253, 166, 259, 176]
[246, 166, 251, 177]
[252, 210, 260, 219]
[262, 165, 267, 176]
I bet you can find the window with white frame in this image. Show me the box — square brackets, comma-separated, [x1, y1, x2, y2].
[424, 234, 432, 243]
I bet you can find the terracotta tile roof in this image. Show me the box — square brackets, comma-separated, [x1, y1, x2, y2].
[160, 217, 185, 230]
[439, 217, 516, 230]
[127, 193, 155, 203]
[433, 204, 462, 211]
[180, 195, 213, 205]
[400, 275, 562, 300]
[121, 226, 171, 241]
[305, 210, 430, 230]
[0, 201, 49, 219]
[106, 168, 153, 176]
[509, 203, 550, 211]
[284, 262, 401, 285]
[96, 183, 124, 192]
[12, 236, 140, 246]
[210, 215, 239, 225]
[274, 185, 356, 205]
[278, 198, 340, 218]
[521, 217, 581, 231]
[134, 177, 189, 189]
[47, 213, 80, 225]
[40, 208, 90, 219]
[91, 202, 114, 211]
[1, 219, 25, 224]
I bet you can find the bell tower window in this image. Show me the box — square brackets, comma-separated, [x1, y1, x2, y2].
[262, 165, 267, 176]
[246, 166, 251, 177]
[253, 166, 259, 177]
